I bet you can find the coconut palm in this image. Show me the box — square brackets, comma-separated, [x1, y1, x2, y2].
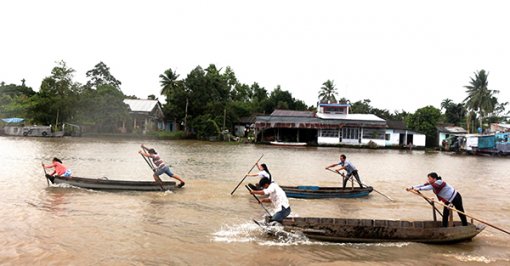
[159, 68, 180, 96]
[463, 70, 498, 130]
[440, 98, 453, 111]
[318, 79, 338, 103]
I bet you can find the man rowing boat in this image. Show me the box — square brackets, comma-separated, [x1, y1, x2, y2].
[326, 154, 364, 188]
[249, 177, 291, 223]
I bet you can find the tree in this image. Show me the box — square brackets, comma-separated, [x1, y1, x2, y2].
[159, 68, 181, 96]
[30, 60, 80, 126]
[318, 79, 338, 103]
[463, 70, 499, 131]
[440, 98, 453, 111]
[406, 105, 442, 147]
[85, 61, 121, 90]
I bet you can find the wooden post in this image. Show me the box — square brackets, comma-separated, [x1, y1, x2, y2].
[297, 129, 300, 142]
[448, 209, 454, 227]
[432, 201, 437, 222]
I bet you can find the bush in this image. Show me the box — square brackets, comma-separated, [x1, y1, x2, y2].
[147, 130, 186, 140]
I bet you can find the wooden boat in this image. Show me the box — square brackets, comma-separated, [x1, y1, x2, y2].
[280, 185, 373, 199]
[269, 141, 307, 146]
[268, 216, 485, 244]
[47, 175, 176, 191]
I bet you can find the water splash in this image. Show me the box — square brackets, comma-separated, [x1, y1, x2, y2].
[444, 254, 499, 264]
[213, 221, 411, 247]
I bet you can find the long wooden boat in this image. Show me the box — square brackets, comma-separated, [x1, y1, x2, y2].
[280, 185, 373, 199]
[268, 216, 485, 244]
[269, 141, 307, 146]
[47, 175, 176, 191]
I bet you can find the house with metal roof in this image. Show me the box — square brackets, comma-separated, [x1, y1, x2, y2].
[436, 124, 468, 147]
[123, 99, 176, 134]
[254, 103, 388, 146]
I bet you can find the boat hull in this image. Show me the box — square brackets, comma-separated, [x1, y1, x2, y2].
[273, 217, 485, 244]
[49, 175, 176, 191]
[269, 141, 307, 146]
[281, 186, 373, 199]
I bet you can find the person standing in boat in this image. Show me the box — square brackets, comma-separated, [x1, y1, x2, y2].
[250, 177, 291, 223]
[407, 172, 468, 227]
[42, 158, 72, 180]
[247, 163, 272, 190]
[139, 144, 186, 188]
[325, 154, 364, 188]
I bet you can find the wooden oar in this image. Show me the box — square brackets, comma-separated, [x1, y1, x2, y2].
[139, 151, 164, 191]
[41, 162, 50, 186]
[141, 145, 156, 169]
[245, 185, 272, 216]
[230, 154, 264, 195]
[408, 189, 510, 235]
[408, 189, 443, 217]
[326, 168, 394, 202]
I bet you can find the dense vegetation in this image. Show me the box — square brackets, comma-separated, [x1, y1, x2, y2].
[1, 61, 508, 144]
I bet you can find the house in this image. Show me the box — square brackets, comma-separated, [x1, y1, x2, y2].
[385, 120, 426, 148]
[254, 103, 388, 147]
[233, 115, 258, 137]
[436, 125, 467, 147]
[122, 99, 176, 134]
[490, 123, 510, 133]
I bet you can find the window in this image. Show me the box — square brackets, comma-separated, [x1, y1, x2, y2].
[385, 133, 391, 141]
[320, 129, 339, 138]
[342, 128, 359, 140]
[362, 128, 386, 140]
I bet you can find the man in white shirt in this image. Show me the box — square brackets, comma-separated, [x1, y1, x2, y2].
[250, 177, 291, 223]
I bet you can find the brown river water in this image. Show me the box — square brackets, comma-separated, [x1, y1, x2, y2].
[0, 136, 509, 265]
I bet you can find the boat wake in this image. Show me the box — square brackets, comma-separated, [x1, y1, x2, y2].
[212, 222, 410, 247]
[443, 254, 504, 264]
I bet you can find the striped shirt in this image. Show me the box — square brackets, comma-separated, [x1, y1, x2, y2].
[149, 154, 166, 169]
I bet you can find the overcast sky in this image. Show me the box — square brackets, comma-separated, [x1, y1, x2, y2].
[1, 0, 509, 112]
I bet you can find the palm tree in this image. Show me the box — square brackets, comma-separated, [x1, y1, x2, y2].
[159, 68, 180, 96]
[463, 70, 497, 131]
[318, 79, 338, 103]
[440, 98, 453, 111]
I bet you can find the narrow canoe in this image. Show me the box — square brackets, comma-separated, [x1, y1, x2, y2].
[280, 185, 373, 199]
[47, 175, 176, 191]
[269, 141, 307, 146]
[269, 216, 485, 244]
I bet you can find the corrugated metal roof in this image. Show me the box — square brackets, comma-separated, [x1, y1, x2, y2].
[256, 115, 386, 128]
[123, 99, 159, 113]
[271, 109, 315, 117]
[436, 125, 467, 133]
[316, 113, 385, 122]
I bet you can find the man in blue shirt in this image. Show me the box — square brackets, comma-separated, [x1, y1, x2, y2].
[326, 154, 364, 188]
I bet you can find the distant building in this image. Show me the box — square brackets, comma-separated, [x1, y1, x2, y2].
[385, 120, 426, 148]
[123, 99, 176, 134]
[436, 125, 467, 147]
[490, 123, 510, 133]
[254, 103, 388, 147]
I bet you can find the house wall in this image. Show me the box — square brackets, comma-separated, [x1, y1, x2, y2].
[413, 134, 426, 147]
[385, 129, 400, 146]
[318, 128, 385, 146]
[438, 132, 448, 146]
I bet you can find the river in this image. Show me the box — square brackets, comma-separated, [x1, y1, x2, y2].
[0, 136, 509, 265]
